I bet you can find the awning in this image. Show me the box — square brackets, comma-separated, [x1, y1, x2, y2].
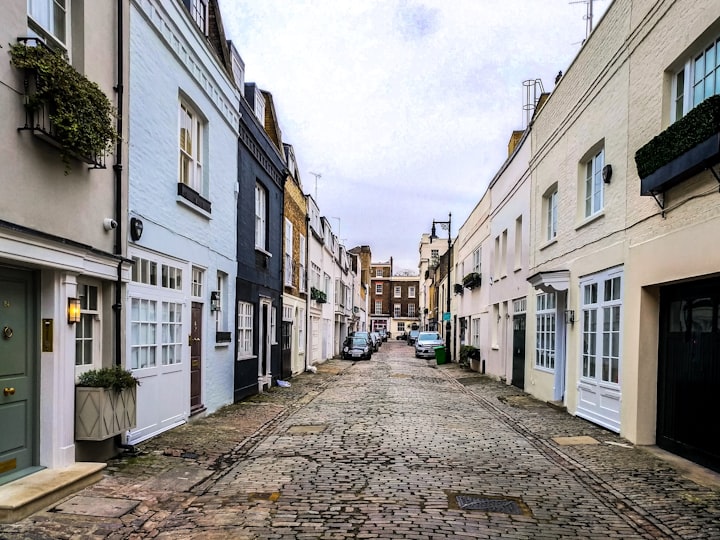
[527, 270, 570, 294]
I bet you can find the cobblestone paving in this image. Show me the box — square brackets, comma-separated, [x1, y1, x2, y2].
[1, 341, 719, 539]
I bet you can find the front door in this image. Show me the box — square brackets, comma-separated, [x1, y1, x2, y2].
[281, 321, 292, 379]
[512, 314, 526, 390]
[0, 267, 36, 484]
[658, 278, 720, 472]
[190, 302, 203, 414]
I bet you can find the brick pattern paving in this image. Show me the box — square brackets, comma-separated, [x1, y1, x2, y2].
[1, 341, 718, 539]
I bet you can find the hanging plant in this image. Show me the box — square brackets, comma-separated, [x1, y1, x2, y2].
[9, 41, 118, 169]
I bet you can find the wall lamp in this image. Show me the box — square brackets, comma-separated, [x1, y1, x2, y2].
[565, 309, 576, 325]
[68, 297, 81, 324]
[210, 290, 221, 312]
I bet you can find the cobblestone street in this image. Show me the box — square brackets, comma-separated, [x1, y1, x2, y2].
[1, 340, 719, 539]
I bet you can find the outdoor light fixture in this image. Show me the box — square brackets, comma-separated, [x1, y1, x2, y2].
[429, 212, 452, 362]
[565, 309, 576, 325]
[210, 290, 221, 312]
[68, 297, 81, 324]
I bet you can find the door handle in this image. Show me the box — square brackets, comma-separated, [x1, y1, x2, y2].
[3, 387, 15, 396]
[188, 336, 201, 345]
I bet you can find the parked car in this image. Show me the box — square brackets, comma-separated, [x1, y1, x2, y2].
[414, 331, 445, 358]
[371, 331, 382, 348]
[396, 332, 407, 341]
[342, 336, 372, 360]
[407, 329, 420, 345]
[353, 331, 378, 352]
[379, 329, 388, 341]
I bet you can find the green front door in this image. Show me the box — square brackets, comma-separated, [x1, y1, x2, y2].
[0, 267, 37, 484]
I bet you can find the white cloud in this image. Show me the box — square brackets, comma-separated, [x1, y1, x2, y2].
[219, 0, 610, 271]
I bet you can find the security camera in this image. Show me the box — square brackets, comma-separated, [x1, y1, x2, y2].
[103, 218, 118, 231]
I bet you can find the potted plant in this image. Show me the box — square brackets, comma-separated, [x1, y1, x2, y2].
[9, 40, 118, 170]
[462, 272, 482, 290]
[75, 366, 139, 441]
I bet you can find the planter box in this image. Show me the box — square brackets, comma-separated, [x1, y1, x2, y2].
[640, 133, 720, 196]
[75, 386, 137, 441]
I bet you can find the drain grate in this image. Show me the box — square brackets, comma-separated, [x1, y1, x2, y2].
[448, 492, 532, 516]
[456, 495, 523, 514]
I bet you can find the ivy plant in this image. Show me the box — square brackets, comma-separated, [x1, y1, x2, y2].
[9, 41, 118, 169]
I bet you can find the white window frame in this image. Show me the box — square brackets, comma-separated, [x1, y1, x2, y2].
[546, 188, 558, 241]
[191, 267, 204, 298]
[255, 183, 267, 251]
[580, 268, 623, 386]
[130, 298, 158, 370]
[408, 304, 416, 317]
[375, 283, 383, 295]
[28, 0, 67, 50]
[271, 306, 277, 345]
[298, 307, 305, 353]
[161, 302, 183, 365]
[397, 322, 405, 332]
[215, 271, 228, 333]
[179, 102, 204, 194]
[299, 235, 306, 293]
[375, 268, 383, 277]
[584, 149, 604, 218]
[374, 301, 382, 315]
[408, 286, 416, 298]
[472, 248, 481, 274]
[394, 286, 401, 298]
[284, 219, 293, 287]
[393, 304, 401, 317]
[75, 282, 100, 374]
[673, 34, 720, 121]
[237, 301, 254, 358]
[191, 0, 208, 34]
[535, 292, 556, 371]
[471, 317, 480, 348]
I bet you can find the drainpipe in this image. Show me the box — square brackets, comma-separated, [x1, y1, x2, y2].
[304, 214, 311, 372]
[112, 0, 124, 368]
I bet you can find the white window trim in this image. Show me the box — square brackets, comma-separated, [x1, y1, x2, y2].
[237, 301, 254, 359]
[74, 282, 100, 377]
[535, 292, 556, 373]
[584, 149, 604, 219]
[672, 34, 720, 122]
[546, 188, 558, 241]
[179, 102, 204, 194]
[28, 0, 68, 51]
[255, 183, 267, 251]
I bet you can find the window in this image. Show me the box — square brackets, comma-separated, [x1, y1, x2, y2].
[215, 272, 227, 332]
[311, 263, 321, 290]
[255, 183, 267, 250]
[324, 273, 330, 295]
[179, 102, 203, 194]
[535, 292, 556, 371]
[501, 230, 508, 277]
[131, 299, 158, 370]
[673, 35, 720, 121]
[237, 301, 253, 358]
[394, 304, 401, 317]
[408, 286, 416, 298]
[471, 318, 480, 348]
[394, 286, 401, 298]
[254, 91, 266, 124]
[584, 149, 604, 218]
[132, 257, 158, 285]
[28, 0, 67, 49]
[161, 264, 183, 290]
[161, 302, 183, 365]
[271, 307, 277, 345]
[514, 216, 523, 270]
[298, 308, 305, 353]
[472, 248, 481, 274]
[376, 268, 383, 277]
[299, 235, 306, 293]
[374, 301, 382, 315]
[494, 236, 500, 279]
[75, 284, 98, 367]
[284, 219, 293, 286]
[581, 270, 622, 385]
[397, 322, 405, 332]
[190, 0, 208, 34]
[545, 188, 558, 241]
[375, 283, 383, 295]
[430, 249, 439, 267]
[191, 267, 203, 298]
[408, 304, 416, 317]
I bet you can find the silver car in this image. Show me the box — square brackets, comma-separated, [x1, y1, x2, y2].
[414, 331, 445, 358]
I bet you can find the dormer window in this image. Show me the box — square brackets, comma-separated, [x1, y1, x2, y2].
[191, 0, 208, 34]
[254, 91, 266, 124]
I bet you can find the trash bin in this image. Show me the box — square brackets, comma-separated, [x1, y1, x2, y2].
[434, 346, 446, 365]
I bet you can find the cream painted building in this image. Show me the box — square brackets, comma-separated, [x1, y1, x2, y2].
[527, 0, 720, 471]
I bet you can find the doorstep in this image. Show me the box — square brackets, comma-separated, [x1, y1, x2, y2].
[0, 462, 106, 523]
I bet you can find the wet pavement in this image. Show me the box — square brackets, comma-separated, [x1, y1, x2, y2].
[1, 340, 719, 539]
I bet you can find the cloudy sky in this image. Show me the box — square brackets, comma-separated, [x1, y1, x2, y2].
[218, 0, 610, 273]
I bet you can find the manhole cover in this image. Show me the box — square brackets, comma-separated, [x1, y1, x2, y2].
[448, 492, 531, 516]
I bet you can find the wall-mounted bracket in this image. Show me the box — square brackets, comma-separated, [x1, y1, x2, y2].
[649, 191, 665, 218]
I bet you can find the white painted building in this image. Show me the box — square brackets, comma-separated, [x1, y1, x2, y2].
[126, 0, 239, 443]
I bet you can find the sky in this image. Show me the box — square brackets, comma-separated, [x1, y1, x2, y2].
[218, 0, 611, 274]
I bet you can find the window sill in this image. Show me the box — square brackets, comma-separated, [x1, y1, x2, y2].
[539, 237, 558, 251]
[575, 210, 604, 231]
[177, 183, 212, 215]
[236, 354, 257, 361]
[177, 194, 212, 219]
[534, 366, 555, 374]
[255, 247, 273, 258]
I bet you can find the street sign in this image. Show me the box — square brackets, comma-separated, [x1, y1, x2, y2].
[443, 312, 451, 322]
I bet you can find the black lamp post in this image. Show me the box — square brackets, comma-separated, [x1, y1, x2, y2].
[430, 212, 452, 362]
